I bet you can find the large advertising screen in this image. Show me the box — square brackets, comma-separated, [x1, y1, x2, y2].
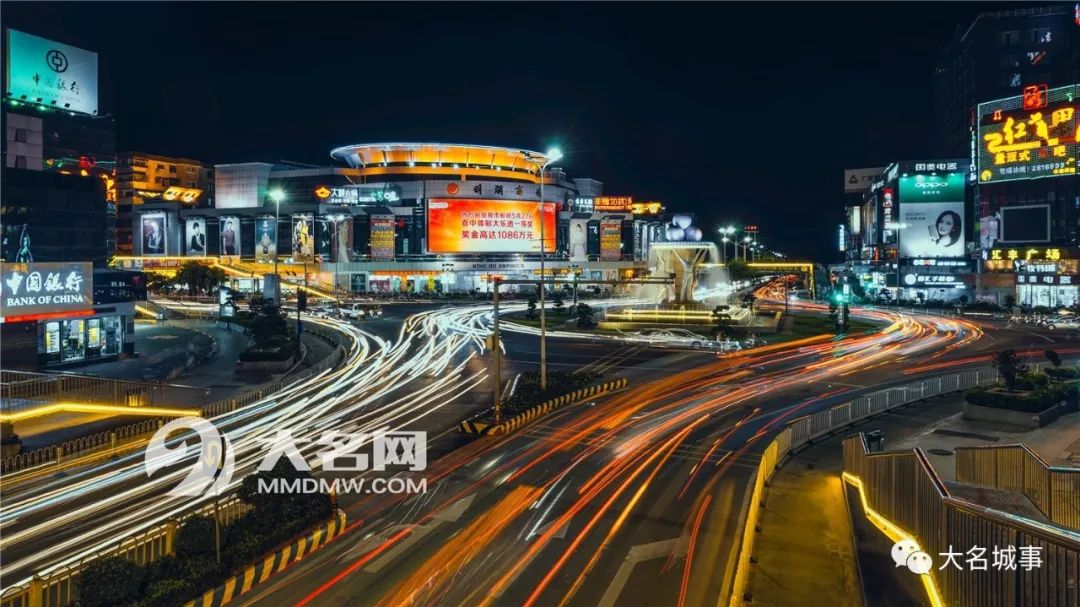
[600, 219, 623, 261]
[1000, 205, 1050, 243]
[898, 172, 966, 258]
[370, 216, 395, 261]
[1, 262, 93, 321]
[5, 30, 99, 115]
[141, 214, 166, 256]
[255, 215, 276, 262]
[292, 214, 314, 262]
[426, 199, 556, 254]
[218, 216, 240, 258]
[185, 218, 207, 257]
[976, 84, 1078, 183]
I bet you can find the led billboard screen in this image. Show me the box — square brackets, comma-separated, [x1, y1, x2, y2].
[426, 199, 556, 254]
[5, 30, 99, 115]
[1000, 205, 1051, 243]
[976, 84, 1078, 183]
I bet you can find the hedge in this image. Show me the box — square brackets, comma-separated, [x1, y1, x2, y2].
[1044, 367, 1080, 380]
[965, 383, 1078, 413]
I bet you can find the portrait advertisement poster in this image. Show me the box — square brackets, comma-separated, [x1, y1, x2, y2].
[255, 215, 277, 263]
[569, 218, 588, 262]
[185, 217, 207, 257]
[218, 216, 240, 258]
[898, 202, 965, 258]
[141, 214, 166, 256]
[328, 216, 353, 262]
[292, 214, 314, 262]
[370, 215, 396, 261]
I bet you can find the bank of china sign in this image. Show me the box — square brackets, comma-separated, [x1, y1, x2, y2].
[5, 30, 99, 115]
[1, 262, 93, 321]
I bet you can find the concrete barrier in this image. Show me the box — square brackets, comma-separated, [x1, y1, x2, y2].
[458, 378, 628, 436]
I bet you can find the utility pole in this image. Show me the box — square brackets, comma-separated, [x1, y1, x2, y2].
[492, 278, 502, 424]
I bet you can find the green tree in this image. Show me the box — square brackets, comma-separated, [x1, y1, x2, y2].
[726, 259, 752, 282]
[134, 579, 194, 607]
[175, 515, 215, 558]
[248, 304, 290, 346]
[77, 557, 145, 607]
[994, 349, 1027, 391]
[575, 303, 596, 329]
[175, 262, 227, 296]
[145, 272, 176, 294]
[1004, 293, 1017, 309]
[553, 294, 565, 316]
[526, 295, 537, 320]
[248, 293, 268, 315]
[1045, 350, 1062, 368]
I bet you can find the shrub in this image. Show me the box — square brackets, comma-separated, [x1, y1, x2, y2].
[966, 384, 1078, 413]
[133, 579, 194, 607]
[174, 515, 215, 558]
[77, 557, 145, 607]
[238, 346, 294, 362]
[1045, 367, 1079, 380]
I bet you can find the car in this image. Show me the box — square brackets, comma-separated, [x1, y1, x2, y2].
[1042, 316, 1080, 330]
[632, 328, 720, 349]
[309, 302, 339, 318]
[341, 303, 384, 321]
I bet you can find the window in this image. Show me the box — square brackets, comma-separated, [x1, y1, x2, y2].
[14, 128, 27, 143]
[15, 156, 27, 169]
[998, 30, 1020, 46]
[169, 165, 177, 173]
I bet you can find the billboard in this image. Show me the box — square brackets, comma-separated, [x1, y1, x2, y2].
[255, 215, 276, 262]
[5, 30, 99, 115]
[569, 219, 588, 262]
[600, 219, 623, 261]
[185, 218, 207, 257]
[976, 84, 1078, 183]
[141, 214, 166, 256]
[292, 214, 314, 261]
[898, 202, 965, 258]
[370, 215, 395, 261]
[1000, 205, 1050, 243]
[1, 262, 93, 321]
[2, 223, 34, 262]
[327, 216, 353, 262]
[426, 199, 556, 254]
[898, 172, 965, 204]
[844, 167, 885, 193]
[219, 216, 240, 257]
[594, 196, 633, 212]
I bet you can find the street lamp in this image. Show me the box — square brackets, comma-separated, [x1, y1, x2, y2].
[268, 188, 285, 302]
[721, 235, 730, 263]
[522, 147, 563, 391]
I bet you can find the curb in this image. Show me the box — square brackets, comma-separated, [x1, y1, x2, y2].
[181, 510, 346, 607]
[458, 378, 628, 436]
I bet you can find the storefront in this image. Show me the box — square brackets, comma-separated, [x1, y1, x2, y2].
[983, 247, 1080, 309]
[896, 259, 973, 303]
[40, 313, 126, 365]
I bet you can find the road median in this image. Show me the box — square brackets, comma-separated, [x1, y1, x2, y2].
[458, 377, 628, 436]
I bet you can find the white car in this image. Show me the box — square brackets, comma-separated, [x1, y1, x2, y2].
[341, 303, 382, 321]
[632, 328, 722, 349]
[1042, 316, 1080, 330]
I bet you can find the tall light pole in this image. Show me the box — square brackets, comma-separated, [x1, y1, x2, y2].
[268, 188, 285, 303]
[721, 236, 729, 263]
[522, 147, 563, 391]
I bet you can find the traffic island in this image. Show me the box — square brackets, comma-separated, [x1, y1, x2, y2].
[458, 377, 628, 436]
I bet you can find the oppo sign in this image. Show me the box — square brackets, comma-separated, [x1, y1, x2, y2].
[898, 172, 965, 203]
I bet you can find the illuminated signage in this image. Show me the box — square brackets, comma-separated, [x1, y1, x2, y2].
[631, 201, 663, 215]
[744, 225, 759, 233]
[838, 224, 846, 252]
[1, 262, 93, 321]
[898, 172, 965, 203]
[370, 215, 395, 261]
[593, 196, 633, 212]
[844, 167, 884, 193]
[162, 187, 202, 203]
[1017, 274, 1077, 285]
[988, 247, 1066, 262]
[5, 30, 99, 115]
[313, 185, 400, 205]
[976, 84, 1078, 183]
[570, 197, 594, 213]
[902, 273, 962, 286]
[600, 219, 623, 261]
[426, 199, 556, 254]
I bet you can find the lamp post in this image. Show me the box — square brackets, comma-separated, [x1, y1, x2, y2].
[268, 188, 285, 304]
[721, 236, 729, 263]
[522, 147, 563, 391]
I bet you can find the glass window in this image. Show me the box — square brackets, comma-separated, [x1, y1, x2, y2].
[102, 316, 122, 356]
[61, 319, 86, 361]
[44, 322, 60, 354]
[87, 318, 101, 349]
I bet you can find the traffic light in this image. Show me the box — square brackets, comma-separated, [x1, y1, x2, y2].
[297, 290, 308, 312]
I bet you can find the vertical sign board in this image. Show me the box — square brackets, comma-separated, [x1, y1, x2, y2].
[5, 30, 99, 115]
[255, 215, 276, 262]
[292, 214, 315, 262]
[0, 262, 93, 322]
[600, 219, 623, 261]
[370, 215, 396, 260]
[898, 172, 966, 258]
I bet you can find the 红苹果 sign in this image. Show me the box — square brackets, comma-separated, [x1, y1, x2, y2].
[5, 30, 98, 115]
[1, 262, 93, 321]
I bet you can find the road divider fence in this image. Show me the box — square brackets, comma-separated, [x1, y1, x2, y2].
[459, 378, 628, 436]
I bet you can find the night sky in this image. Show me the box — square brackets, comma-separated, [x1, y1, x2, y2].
[3, 2, 1020, 261]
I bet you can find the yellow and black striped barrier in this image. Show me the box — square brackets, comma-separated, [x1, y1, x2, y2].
[458, 378, 628, 437]
[181, 510, 346, 607]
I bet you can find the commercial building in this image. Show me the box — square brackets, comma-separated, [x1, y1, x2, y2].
[934, 5, 1080, 157]
[124, 143, 660, 294]
[115, 152, 214, 254]
[2, 29, 141, 369]
[973, 83, 1080, 307]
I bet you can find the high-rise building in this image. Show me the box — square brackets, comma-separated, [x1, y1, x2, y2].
[933, 5, 1080, 157]
[115, 152, 213, 254]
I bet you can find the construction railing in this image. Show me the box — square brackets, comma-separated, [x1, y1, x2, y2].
[843, 434, 1080, 607]
[955, 444, 1080, 531]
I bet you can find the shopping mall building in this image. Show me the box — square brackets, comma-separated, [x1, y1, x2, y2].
[122, 143, 669, 294]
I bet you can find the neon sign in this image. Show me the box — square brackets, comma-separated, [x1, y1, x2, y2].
[977, 84, 1078, 183]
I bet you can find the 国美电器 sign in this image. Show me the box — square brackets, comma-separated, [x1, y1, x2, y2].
[5, 29, 98, 115]
[0, 262, 94, 320]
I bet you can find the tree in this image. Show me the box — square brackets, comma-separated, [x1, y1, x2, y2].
[175, 515, 215, 558]
[994, 349, 1027, 391]
[136, 579, 194, 607]
[248, 303, 290, 346]
[248, 293, 268, 315]
[1045, 350, 1062, 368]
[575, 303, 597, 329]
[526, 296, 537, 320]
[1004, 293, 1017, 310]
[145, 272, 176, 293]
[77, 557, 145, 607]
[175, 262, 227, 296]
[553, 294, 565, 316]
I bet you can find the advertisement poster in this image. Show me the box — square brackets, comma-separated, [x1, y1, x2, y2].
[6, 30, 99, 115]
[600, 219, 623, 261]
[898, 202, 965, 258]
[0, 261, 93, 320]
[329, 217, 353, 262]
[218, 216, 240, 257]
[2, 223, 34, 262]
[292, 214, 314, 262]
[255, 215, 276, 263]
[141, 214, 166, 256]
[978, 212, 999, 250]
[569, 218, 588, 262]
[426, 199, 556, 254]
[976, 84, 1077, 183]
[370, 216, 396, 261]
[185, 217, 207, 256]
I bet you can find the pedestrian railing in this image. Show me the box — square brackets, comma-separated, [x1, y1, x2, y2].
[1, 371, 214, 412]
[0, 497, 251, 607]
[955, 444, 1080, 531]
[843, 433, 1080, 607]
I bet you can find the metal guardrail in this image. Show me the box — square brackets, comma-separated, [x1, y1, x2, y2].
[0, 498, 251, 607]
[955, 444, 1080, 531]
[843, 435, 1080, 607]
[725, 362, 1069, 606]
[1, 371, 214, 412]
